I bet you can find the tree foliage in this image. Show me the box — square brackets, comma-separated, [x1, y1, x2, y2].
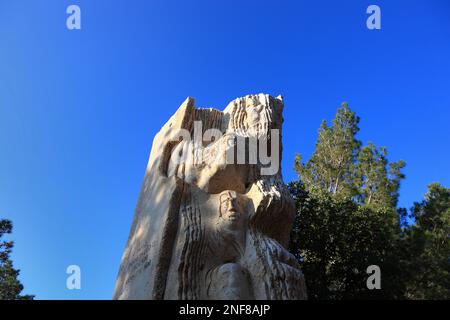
[401, 184, 450, 299]
[0, 219, 34, 300]
[290, 103, 449, 300]
[295, 103, 361, 197]
[289, 181, 405, 299]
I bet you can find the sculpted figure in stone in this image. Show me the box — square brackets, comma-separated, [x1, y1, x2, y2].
[206, 190, 251, 300]
[113, 94, 307, 300]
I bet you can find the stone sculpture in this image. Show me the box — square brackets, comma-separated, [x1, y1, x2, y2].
[113, 94, 307, 300]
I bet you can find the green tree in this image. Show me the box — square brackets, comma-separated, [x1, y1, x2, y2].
[291, 102, 407, 299]
[355, 143, 405, 210]
[0, 219, 34, 300]
[295, 102, 361, 198]
[402, 183, 450, 299]
[289, 182, 405, 299]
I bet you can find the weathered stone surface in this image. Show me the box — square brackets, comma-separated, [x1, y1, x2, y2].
[113, 94, 307, 300]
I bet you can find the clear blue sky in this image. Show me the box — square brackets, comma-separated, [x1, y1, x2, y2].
[0, 0, 449, 299]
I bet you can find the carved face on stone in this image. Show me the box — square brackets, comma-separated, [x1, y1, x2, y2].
[218, 190, 247, 231]
[247, 102, 263, 127]
[245, 101, 266, 138]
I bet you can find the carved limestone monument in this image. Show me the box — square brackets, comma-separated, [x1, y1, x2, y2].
[113, 94, 307, 300]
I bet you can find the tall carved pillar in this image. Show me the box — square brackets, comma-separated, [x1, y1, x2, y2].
[113, 94, 307, 300]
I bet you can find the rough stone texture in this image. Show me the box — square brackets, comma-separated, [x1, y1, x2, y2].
[113, 94, 307, 300]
